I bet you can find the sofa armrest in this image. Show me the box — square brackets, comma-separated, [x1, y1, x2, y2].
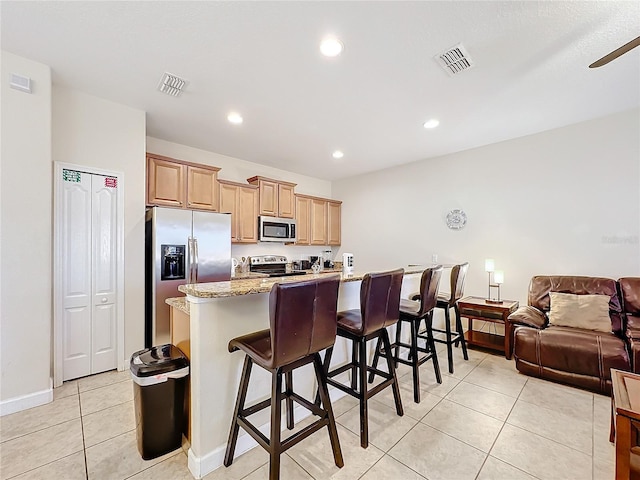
[505, 306, 548, 360]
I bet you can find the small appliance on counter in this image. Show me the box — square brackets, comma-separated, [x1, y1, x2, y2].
[249, 255, 307, 277]
[342, 253, 354, 275]
[322, 249, 334, 269]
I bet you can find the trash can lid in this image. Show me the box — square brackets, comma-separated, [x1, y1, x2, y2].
[130, 344, 189, 377]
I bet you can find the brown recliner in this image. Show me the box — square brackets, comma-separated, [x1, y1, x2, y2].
[621, 277, 640, 372]
[505, 275, 631, 394]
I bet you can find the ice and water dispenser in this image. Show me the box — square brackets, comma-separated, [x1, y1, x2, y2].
[160, 245, 185, 281]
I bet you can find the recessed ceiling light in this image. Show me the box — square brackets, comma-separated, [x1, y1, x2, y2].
[332, 150, 344, 159]
[320, 37, 344, 57]
[227, 112, 243, 125]
[423, 119, 440, 129]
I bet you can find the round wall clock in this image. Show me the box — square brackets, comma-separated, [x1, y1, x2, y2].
[446, 209, 467, 230]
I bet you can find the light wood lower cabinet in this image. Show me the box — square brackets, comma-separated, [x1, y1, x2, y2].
[219, 180, 259, 243]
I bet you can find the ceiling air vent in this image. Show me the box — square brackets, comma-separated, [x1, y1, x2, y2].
[435, 43, 474, 76]
[158, 72, 187, 97]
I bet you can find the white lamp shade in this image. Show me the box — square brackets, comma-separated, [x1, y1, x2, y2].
[494, 270, 504, 284]
[485, 259, 495, 272]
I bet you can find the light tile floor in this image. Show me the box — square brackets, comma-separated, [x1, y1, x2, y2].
[0, 347, 615, 480]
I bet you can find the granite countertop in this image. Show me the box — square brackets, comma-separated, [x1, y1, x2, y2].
[165, 296, 190, 314]
[178, 266, 429, 299]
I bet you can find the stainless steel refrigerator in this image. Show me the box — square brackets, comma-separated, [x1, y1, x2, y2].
[145, 207, 232, 347]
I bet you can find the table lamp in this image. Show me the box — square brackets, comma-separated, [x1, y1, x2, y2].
[485, 258, 503, 304]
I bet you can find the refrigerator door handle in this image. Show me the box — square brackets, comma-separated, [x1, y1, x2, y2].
[187, 237, 194, 283]
[194, 238, 199, 283]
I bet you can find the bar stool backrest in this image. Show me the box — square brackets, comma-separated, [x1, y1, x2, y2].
[417, 266, 444, 316]
[359, 269, 404, 336]
[269, 275, 341, 369]
[446, 262, 469, 305]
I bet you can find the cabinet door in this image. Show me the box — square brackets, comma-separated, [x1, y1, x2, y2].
[187, 166, 219, 211]
[295, 196, 311, 245]
[238, 186, 259, 243]
[258, 180, 278, 216]
[310, 198, 328, 245]
[219, 182, 239, 241]
[327, 201, 341, 246]
[278, 184, 295, 218]
[147, 156, 185, 207]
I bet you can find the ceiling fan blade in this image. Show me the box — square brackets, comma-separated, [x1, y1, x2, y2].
[589, 35, 640, 68]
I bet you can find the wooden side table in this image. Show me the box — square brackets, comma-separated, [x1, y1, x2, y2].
[457, 296, 519, 357]
[611, 368, 640, 479]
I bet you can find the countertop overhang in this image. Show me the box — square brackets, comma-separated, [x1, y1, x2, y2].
[178, 266, 432, 299]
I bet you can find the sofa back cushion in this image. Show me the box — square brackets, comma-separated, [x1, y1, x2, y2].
[548, 292, 612, 332]
[528, 276, 623, 334]
[620, 278, 640, 315]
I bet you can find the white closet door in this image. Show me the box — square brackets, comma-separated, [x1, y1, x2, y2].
[62, 170, 93, 380]
[91, 175, 118, 373]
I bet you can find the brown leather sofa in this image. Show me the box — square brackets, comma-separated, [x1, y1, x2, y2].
[505, 276, 640, 394]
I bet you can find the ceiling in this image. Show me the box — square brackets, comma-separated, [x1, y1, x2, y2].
[2, 1, 639, 181]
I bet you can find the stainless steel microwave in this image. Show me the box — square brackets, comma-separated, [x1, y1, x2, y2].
[258, 216, 297, 242]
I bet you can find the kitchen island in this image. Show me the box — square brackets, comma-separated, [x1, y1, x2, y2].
[178, 267, 428, 479]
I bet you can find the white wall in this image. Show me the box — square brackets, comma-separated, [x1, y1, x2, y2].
[0, 53, 52, 406]
[53, 87, 146, 361]
[333, 108, 640, 304]
[146, 137, 337, 262]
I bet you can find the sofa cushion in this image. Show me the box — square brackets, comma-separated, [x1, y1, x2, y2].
[514, 325, 629, 380]
[548, 292, 611, 333]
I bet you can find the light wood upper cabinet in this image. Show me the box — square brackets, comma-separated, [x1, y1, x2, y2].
[327, 201, 342, 246]
[147, 153, 220, 211]
[219, 180, 258, 243]
[278, 184, 295, 218]
[247, 176, 296, 219]
[187, 165, 220, 211]
[295, 195, 341, 246]
[147, 154, 186, 208]
[294, 195, 311, 245]
[310, 198, 328, 245]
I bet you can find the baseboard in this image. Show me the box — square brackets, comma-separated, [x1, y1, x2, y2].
[0, 379, 53, 417]
[188, 389, 346, 478]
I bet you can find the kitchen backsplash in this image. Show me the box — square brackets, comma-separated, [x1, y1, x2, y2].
[232, 243, 336, 263]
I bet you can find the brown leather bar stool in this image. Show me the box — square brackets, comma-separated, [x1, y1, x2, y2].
[432, 262, 469, 374]
[390, 266, 443, 403]
[224, 276, 343, 480]
[319, 269, 404, 448]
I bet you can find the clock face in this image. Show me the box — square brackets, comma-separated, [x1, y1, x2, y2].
[446, 209, 467, 230]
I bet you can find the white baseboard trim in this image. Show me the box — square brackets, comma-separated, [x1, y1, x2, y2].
[188, 389, 346, 479]
[0, 379, 53, 417]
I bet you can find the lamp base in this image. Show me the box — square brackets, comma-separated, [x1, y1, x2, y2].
[486, 299, 504, 304]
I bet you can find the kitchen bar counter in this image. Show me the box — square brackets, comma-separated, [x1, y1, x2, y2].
[178, 266, 428, 298]
[182, 265, 434, 479]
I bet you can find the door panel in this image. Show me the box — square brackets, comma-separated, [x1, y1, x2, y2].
[62, 171, 92, 380]
[192, 211, 231, 282]
[92, 176, 117, 372]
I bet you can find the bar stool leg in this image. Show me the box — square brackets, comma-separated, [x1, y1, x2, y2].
[368, 336, 383, 383]
[315, 347, 334, 406]
[381, 328, 403, 416]
[269, 369, 283, 480]
[410, 318, 421, 404]
[426, 313, 442, 384]
[285, 371, 294, 430]
[394, 320, 402, 367]
[358, 337, 369, 448]
[455, 304, 469, 360]
[444, 307, 454, 374]
[224, 356, 253, 467]
[351, 340, 359, 390]
[312, 353, 344, 467]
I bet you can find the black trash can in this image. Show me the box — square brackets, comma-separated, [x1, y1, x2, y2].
[130, 344, 189, 460]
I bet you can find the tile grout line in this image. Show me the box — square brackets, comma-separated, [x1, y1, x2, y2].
[78, 386, 90, 480]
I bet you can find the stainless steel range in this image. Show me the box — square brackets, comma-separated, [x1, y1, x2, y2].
[249, 255, 307, 277]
